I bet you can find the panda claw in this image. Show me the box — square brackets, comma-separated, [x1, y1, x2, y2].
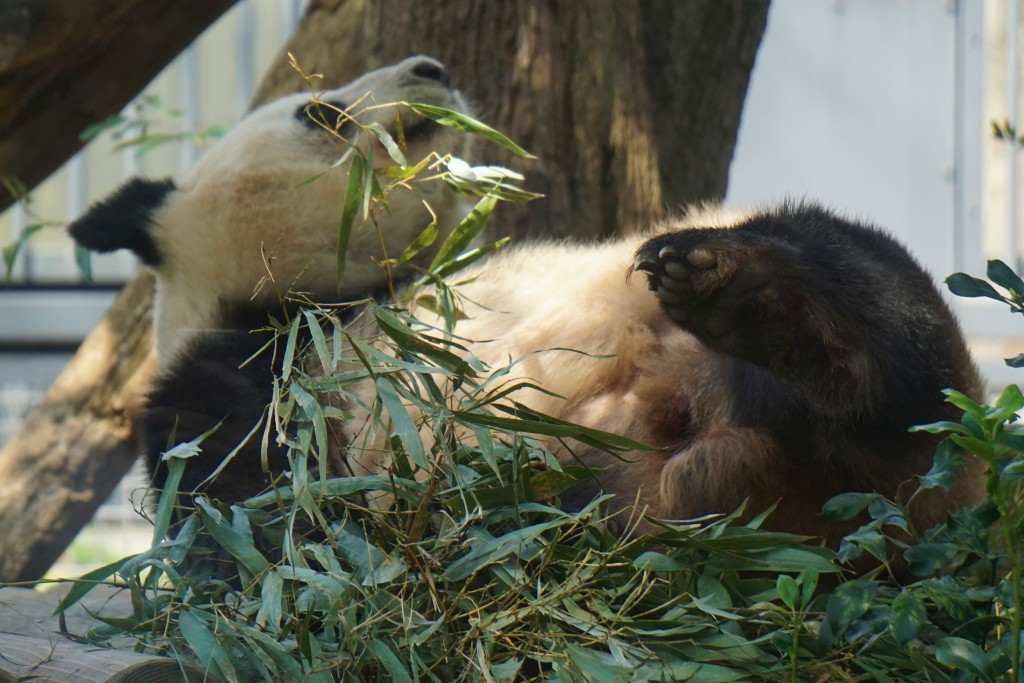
[658, 245, 679, 260]
[633, 252, 657, 273]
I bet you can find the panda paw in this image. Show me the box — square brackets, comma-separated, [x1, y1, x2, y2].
[632, 231, 778, 340]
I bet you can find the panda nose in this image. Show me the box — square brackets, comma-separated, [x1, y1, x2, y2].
[410, 59, 451, 89]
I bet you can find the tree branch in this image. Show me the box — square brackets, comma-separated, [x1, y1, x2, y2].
[0, 0, 238, 214]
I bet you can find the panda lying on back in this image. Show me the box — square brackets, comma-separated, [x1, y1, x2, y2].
[70, 56, 983, 545]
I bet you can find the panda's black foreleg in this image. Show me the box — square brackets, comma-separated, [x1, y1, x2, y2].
[632, 217, 979, 426]
[630, 211, 985, 556]
[634, 227, 869, 418]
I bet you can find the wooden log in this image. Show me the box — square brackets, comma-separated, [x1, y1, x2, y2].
[0, 584, 208, 682]
[0, 632, 209, 682]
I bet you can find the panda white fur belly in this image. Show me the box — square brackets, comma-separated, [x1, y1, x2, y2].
[69, 56, 984, 545]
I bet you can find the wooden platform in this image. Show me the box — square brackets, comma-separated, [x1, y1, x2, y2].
[0, 584, 205, 682]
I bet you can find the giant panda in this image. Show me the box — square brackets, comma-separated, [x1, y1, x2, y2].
[69, 56, 984, 549]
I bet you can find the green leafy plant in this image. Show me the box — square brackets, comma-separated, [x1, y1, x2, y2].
[79, 92, 228, 157]
[807, 259, 1024, 682]
[948, 260, 1024, 366]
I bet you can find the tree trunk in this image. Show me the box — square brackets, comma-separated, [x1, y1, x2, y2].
[0, 0, 238, 215]
[255, 0, 769, 238]
[0, 0, 769, 582]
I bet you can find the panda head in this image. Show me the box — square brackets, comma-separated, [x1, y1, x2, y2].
[70, 56, 472, 362]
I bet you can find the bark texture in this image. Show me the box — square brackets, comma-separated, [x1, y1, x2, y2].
[0, 273, 156, 583]
[0, 0, 769, 582]
[0, 0, 238, 214]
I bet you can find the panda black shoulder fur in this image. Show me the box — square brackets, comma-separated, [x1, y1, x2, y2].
[70, 56, 984, 545]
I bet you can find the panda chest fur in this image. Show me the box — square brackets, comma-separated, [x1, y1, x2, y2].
[429, 242, 702, 427]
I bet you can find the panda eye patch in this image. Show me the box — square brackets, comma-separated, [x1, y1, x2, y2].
[296, 99, 353, 134]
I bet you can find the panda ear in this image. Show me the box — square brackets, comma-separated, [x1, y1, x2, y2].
[68, 177, 175, 267]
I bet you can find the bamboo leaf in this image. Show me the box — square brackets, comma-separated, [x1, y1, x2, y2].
[244, 475, 424, 507]
[281, 314, 301, 383]
[195, 498, 270, 577]
[368, 639, 412, 683]
[934, 637, 995, 682]
[256, 568, 284, 632]
[80, 113, 127, 141]
[151, 456, 185, 546]
[371, 303, 475, 376]
[3, 223, 45, 279]
[431, 236, 510, 279]
[302, 310, 333, 374]
[53, 557, 137, 615]
[179, 610, 217, 667]
[455, 402, 652, 453]
[428, 193, 499, 271]
[392, 220, 438, 266]
[375, 375, 427, 470]
[74, 244, 93, 279]
[409, 103, 535, 158]
[336, 154, 365, 283]
[441, 519, 561, 581]
[366, 122, 408, 166]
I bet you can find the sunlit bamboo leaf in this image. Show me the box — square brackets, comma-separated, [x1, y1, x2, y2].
[366, 122, 408, 166]
[409, 103, 535, 158]
[428, 193, 499, 271]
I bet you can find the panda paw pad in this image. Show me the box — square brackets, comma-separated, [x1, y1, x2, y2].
[632, 235, 777, 338]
